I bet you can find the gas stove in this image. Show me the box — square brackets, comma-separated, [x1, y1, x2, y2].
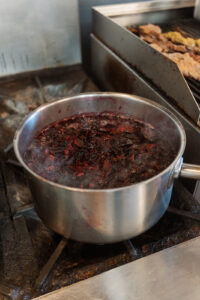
[1, 65, 200, 300]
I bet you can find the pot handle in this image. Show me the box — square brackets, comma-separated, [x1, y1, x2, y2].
[179, 163, 200, 180]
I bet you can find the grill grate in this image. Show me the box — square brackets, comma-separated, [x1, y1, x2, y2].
[161, 18, 200, 39]
[187, 78, 200, 102]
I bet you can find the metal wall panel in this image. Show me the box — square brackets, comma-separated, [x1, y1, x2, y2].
[0, 0, 81, 77]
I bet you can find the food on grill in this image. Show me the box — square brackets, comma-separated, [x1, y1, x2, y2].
[164, 53, 200, 81]
[169, 44, 187, 53]
[190, 52, 200, 63]
[148, 39, 187, 53]
[150, 43, 163, 52]
[138, 24, 162, 36]
[127, 24, 200, 80]
[163, 31, 200, 48]
[23, 112, 176, 189]
[140, 34, 172, 50]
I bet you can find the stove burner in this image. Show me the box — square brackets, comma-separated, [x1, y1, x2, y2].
[1, 66, 200, 299]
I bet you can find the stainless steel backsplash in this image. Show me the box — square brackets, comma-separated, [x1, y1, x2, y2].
[0, 0, 81, 77]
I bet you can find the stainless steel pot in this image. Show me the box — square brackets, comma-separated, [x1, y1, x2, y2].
[14, 93, 200, 244]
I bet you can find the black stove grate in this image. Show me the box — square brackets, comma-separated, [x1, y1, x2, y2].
[1, 158, 200, 300]
[1, 67, 200, 299]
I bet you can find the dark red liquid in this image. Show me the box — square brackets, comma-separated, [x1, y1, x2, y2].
[23, 112, 176, 189]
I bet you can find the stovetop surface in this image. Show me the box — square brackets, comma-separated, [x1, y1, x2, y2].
[0, 65, 200, 300]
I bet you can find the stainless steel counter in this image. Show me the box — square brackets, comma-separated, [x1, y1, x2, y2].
[34, 236, 200, 299]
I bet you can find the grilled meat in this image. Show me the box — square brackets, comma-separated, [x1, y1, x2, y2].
[127, 26, 138, 34]
[138, 24, 162, 36]
[163, 31, 200, 48]
[190, 52, 200, 63]
[150, 43, 163, 52]
[128, 24, 200, 80]
[143, 36, 187, 53]
[169, 43, 187, 53]
[164, 53, 200, 81]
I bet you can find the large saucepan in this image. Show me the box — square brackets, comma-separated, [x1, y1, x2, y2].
[14, 93, 200, 244]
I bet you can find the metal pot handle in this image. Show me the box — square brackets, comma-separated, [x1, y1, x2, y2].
[171, 158, 200, 182]
[179, 163, 200, 180]
[168, 159, 200, 187]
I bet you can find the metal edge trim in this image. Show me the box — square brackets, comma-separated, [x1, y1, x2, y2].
[33, 236, 200, 300]
[92, 0, 195, 17]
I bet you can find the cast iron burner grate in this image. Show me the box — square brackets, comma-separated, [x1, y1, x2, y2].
[160, 18, 200, 104]
[1, 162, 200, 300]
[1, 67, 200, 300]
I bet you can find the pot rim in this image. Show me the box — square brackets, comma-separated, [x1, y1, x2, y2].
[13, 92, 186, 192]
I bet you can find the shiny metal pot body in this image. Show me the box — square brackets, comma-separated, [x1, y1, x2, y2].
[14, 93, 200, 244]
